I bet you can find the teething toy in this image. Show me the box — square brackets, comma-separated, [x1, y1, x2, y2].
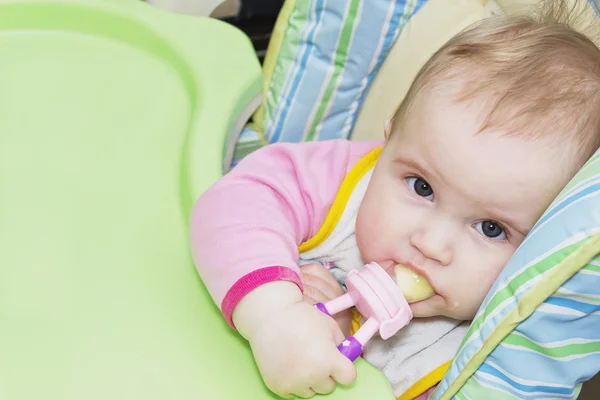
[315, 262, 433, 361]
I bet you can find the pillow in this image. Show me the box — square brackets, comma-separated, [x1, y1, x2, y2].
[227, 0, 506, 169]
[228, 0, 430, 169]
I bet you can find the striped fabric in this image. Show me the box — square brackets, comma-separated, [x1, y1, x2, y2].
[433, 149, 600, 400]
[230, 127, 264, 169]
[231, 0, 428, 167]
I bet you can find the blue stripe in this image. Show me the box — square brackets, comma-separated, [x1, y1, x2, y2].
[523, 307, 600, 342]
[345, 0, 425, 138]
[589, 0, 600, 17]
[478, 363, 573, 395]
[544, 297, 600, 314]
[534, 182, 600, 230]
[556, 177, 600, 205]
[316, 0, 406, 139]
[313, 0, 384, 140]
[474, 373, 575, 399]
[560, 267, 600, 298]
[268, 0, 326, 143]
[493, 338, 600, 381]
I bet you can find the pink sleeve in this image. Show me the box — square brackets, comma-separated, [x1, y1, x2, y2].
[190, 139, 381, 328]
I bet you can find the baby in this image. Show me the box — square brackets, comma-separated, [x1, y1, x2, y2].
[191, 3, 600, 399]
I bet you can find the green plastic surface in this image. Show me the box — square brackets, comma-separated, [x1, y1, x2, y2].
[0, 0, 395, 398]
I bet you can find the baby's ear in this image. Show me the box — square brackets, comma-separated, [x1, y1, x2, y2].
[384, 120, 392, 142]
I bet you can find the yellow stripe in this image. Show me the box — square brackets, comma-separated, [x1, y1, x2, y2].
[298, 147, 382, 253]
[399, 361, 452, 400]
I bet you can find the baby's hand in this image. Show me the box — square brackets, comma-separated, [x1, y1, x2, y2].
[300, 263, 352, 337]
[233, 281, 356, 399]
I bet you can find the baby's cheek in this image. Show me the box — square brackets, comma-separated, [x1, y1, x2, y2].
[461, 277, 496, 318]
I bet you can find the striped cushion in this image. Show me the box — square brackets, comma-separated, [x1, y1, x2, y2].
[434, 150, 600, 399]
[230, 0, 428, 167]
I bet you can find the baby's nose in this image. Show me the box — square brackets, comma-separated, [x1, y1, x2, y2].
[409, 220, 453, 266]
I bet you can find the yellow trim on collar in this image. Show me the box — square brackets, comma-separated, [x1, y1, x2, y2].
[398, 360, 451, 400]
[298, 146, 382, 253]
[351, 302, 449, 399]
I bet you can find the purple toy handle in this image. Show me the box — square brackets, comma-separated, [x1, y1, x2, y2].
[315, 302, 331, 316]
[315, 302, 363, 362]
[337, 336, 363, 361]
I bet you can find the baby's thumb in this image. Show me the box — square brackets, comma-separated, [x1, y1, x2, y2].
[331, 355, 357, 386]
[332, 322, 346, 345]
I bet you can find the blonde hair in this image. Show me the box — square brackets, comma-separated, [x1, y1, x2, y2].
[391, 0, 600, 161]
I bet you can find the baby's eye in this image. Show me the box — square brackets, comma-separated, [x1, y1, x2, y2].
[406, 176, 434, 200]
[475, 220, 506, 240]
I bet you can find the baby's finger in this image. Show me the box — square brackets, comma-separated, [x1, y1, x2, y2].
[303, 283, 329, 304]
[302, 272, 343, 301]
[303, 294, 317, 305]
[330, 354, 357, 386]
[300, 263, 340, 285]
[294, 388, 316, 399]
[299, 262, 326, 274]
[331, 320, 347, 345]
[301, 265, 345, 295]
[311, 377, 336, 395]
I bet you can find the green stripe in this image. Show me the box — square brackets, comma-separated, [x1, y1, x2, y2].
[583, 261, 600, 273]
[556, 291, 600, 304]
[305, 0, 360, 141]
[399, 0, 417, 28]
[235, 139, 264, 149]
[504, 333, 600, 358]
[458, 240, 584, 352]
[264, 0, 307, 128]
[233, 142, 265, 160]
[256, 0, 297, 133]
[455, 392, 469, 400]
[460, 376, 518, 400]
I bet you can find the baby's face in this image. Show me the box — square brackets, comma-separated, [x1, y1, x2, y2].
[356, 89, 575, 320]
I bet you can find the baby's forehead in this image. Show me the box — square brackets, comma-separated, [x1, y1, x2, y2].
[410, 60, 593, 155]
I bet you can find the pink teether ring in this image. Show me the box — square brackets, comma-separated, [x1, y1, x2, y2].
[315, 262, 413, 360]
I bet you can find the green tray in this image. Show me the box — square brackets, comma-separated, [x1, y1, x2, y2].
[0, 0, 394, 399]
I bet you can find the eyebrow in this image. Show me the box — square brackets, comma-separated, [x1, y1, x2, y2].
[392, 156, 435, 179]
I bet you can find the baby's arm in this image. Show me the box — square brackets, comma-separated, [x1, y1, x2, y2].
[190, 140, 363, 326]
[190, 140, 379, 397]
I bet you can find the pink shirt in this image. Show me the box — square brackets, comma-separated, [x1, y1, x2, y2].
[190, 140, 382, 327]
[415, 387, 436, 399]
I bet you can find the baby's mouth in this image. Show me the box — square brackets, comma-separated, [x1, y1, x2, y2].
[394, 264, 435, 303]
